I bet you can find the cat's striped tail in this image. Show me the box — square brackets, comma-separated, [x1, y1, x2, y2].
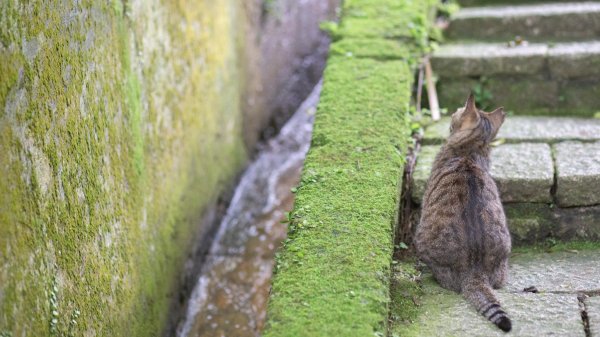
[462, 276, 512, 332]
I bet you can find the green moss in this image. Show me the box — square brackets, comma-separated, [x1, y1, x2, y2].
[263, 1, 438, 335]
[329, 38, 413, 61]
[264, 56, 411, 337]
[504, 203, 555, 244]
[340, 0, 437, 43]
[0, 1, 246, 336]
[389, 261, 423, 327]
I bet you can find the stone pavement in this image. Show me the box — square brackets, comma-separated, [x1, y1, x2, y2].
[396, 1, 600, 336]
[392, 249, 600, 337]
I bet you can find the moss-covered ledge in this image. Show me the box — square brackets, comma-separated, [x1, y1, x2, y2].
[263, 1, 437, 336]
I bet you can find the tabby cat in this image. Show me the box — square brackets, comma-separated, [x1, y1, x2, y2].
[415, 94, 512, 332]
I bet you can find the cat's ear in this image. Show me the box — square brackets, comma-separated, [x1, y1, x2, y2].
[464, 93, 477, 113]
[489, 106, 505, 119]
[460, 93, 480, 127]
[489, 106, 506, 126]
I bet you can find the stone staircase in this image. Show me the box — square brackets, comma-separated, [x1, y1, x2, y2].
[412, 1, 600, 244]
[392, 2, 600, 336]
[432, 1, 600, 116]
[446, 2, 600, 42]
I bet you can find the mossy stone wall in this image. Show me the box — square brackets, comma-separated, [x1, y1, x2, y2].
[263, 1, 437, 336]
[0, 1, 246, 335]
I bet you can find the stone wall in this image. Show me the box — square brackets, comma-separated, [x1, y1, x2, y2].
[241, 0, 338, 150]
[0, 0, 337, 336]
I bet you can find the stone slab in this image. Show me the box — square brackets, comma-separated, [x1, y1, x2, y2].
[411, 203, 600, 245]
[555, 141, 600, 207]
[433, 41, 600, 78]
[560, 79, 600, 113]
[507, 250, 600, 293]
[548, 41, 600, 78]
[458, 0, 587, 5]
[505, 203, 600, 244]
[394, 250, 600, 336]
[424, 117, 600, 145]
[587, 296, 600, 337]
[412, 143, 554, 203]
[446, 2, 600, 42]
[437, 76, 600, 117]
[396, 275, 583, 337]
[432, 43, 548, 76]
[491, 143, 553, 203]
[554, 205, 600, 242]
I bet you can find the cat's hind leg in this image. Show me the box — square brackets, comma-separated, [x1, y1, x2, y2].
[430, 265, 461, 292]
[490, 260, 509, 289]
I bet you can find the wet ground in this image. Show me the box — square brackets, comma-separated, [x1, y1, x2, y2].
[176, 83, 322, 337]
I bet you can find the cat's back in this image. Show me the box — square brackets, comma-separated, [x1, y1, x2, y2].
[416, 146, 508, 263]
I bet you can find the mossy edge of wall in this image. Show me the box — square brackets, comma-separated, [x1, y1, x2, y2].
[262, 1, 438, 336]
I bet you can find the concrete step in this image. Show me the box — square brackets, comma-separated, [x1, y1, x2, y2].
[392, 250, 600, 336]
[446, 2, 600, 42]
[423, 116, 600, 145]
[411, 117, 600, 243]
[414, 143, 556, 203]
[432, 41, 600, 116]
[457, 0, 585, 7]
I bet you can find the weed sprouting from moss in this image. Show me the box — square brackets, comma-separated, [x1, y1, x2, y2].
[472, 76, 493, 110]
[48, 277, 59, 336]
[436, 1, 460, 19]
[66, 309, 80, 337]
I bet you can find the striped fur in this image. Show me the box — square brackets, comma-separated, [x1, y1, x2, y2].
[415, 94, 512, 332]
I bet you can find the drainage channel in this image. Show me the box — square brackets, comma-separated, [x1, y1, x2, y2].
[175, 82, 322, 337]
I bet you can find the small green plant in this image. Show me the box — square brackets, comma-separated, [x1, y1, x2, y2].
[66, 309, 81, 337]
[319, 21, 340, 41]
[47, 277, 80, 337]
[408, 14, 431, 51]
[49, 279, 59, 336]
[262, 0, 282, 19]
[262, 0, 276, 12]
[544, 237, 558, 249]
[437, 1, 460, 18]
[472, 77, 493, 110]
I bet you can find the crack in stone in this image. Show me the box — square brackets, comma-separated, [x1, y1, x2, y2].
[578, 293, 591, 337]
[507, 289, 600, 296]
[549, 143, 559, 204]
[395, 136, 421, 257]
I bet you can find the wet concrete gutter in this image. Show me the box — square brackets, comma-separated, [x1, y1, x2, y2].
[176, 83, 322, 337]
[262, 1, 439, 336]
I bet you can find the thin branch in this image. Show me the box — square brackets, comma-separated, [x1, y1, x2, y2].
[424, 57, 440, 121]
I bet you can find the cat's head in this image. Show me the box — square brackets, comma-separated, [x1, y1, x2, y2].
[448, 93, 505, 148]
